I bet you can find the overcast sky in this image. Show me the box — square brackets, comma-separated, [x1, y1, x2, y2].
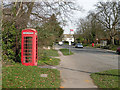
[63, 0, 99, 34]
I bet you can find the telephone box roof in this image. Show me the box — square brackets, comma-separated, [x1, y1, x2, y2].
[22, 28, 37, 31]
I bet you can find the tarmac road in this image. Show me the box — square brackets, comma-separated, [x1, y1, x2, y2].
[56, 45, 119, 88]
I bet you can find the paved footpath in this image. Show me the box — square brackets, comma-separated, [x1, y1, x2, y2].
[55, 47, 98, 88]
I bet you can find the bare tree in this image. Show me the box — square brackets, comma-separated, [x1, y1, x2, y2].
[3, 1, 35, 29]
[76, 12, 106, 44]
[3, 0, 82, 29]
[95, 1, 120, 45]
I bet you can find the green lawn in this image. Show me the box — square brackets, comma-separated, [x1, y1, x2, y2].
[2, 64, 61, 88]
[59, 49, 73, 55]
[91, 69, 119, 88]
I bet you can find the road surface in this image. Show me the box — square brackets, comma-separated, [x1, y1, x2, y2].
[56, 45, 119, 88]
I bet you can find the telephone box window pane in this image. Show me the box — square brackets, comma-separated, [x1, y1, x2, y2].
[24, 58, 32, 63]
[24, 40, 32, 43]
[24, 53, 31, 56]
[28, 44, 32, 46]
[24, 50, 32, 52]
[26, 37, 32, 39]
[24, 47, 32, 49]
[24, 44, 32, 47]
[25, 57, 32, 59]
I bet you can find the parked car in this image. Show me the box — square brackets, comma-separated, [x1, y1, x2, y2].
[75, 43, 83, 48]
[58, 41, 63, 46]
[116, 47, 120, 54]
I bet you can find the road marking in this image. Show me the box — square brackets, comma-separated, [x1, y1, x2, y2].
[60, 86, 64, 88]
[85, 80, 90, 82]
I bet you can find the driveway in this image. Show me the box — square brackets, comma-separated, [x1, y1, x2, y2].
[56, 45, 119, 88]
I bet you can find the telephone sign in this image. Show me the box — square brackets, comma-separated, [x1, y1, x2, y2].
[23, 32, 34, 34]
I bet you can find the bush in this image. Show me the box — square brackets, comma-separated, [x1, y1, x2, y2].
[83, 44, 89, 47]
[2, 23, 21, 64]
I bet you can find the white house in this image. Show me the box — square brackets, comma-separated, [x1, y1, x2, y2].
[62, 34, 74, 42]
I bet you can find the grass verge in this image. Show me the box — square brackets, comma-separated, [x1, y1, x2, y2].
[91, 44, 119, 51]
[38, 49, 60, 66]
[108, 45, 119, 51]
[42, 49, 59, 57]
[91, 69, 119, 88]
[59, 49, 73, 55]
[2, 64, 61, 88]
[38, 57, 60, 66]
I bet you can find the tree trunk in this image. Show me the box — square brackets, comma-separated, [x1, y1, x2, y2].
[112, 37, 115, 45]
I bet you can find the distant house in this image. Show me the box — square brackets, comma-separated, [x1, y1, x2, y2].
[62, 34, 74, 42]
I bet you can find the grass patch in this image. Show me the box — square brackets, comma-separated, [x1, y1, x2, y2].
[2, 64, 61, 88]
[59, 49, 73, 55]
[91, 69, 119, 88]
[38, 49, 60, 66]
[38, 57, 60, 66]
[43, 49, 59, 57]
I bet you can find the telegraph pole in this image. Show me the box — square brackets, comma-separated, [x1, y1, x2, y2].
[69, 29, 73, 54]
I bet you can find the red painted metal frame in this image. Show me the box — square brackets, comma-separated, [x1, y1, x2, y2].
[21, 29, 38, 66]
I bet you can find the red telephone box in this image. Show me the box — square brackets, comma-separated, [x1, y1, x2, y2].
[21, 29, 38, 66]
